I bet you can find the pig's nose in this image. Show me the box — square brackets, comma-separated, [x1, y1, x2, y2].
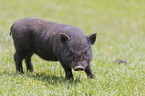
[74, 66, 85, 71]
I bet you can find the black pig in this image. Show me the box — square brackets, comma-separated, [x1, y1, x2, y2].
[10, 17, 97, 79]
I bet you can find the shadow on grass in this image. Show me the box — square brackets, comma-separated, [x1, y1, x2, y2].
[0, 71, 81, 84]
[27, 72, 72, 84]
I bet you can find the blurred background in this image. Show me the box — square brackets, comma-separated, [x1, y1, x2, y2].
[1, 0, 145, 56]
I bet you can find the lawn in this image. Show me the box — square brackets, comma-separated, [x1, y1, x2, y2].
[0, 0, 145, 95]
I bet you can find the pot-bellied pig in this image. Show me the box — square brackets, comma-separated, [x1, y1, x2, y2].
[10, 17, 97, 79]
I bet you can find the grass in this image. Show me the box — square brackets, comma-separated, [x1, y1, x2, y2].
[0, 0, 145, 95]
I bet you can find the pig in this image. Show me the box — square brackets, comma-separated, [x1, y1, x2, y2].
[10, 17, 97, 79]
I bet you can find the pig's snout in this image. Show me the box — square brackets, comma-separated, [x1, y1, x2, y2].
[73, 62, 86, 71]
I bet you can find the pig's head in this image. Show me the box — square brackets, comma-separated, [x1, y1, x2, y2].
[60, 32, 97, 71]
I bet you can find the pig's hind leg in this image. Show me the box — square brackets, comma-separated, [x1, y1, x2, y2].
[25, 52, 34, 72]
[14, 51, 26, 73]
[14, 48, 31, 73]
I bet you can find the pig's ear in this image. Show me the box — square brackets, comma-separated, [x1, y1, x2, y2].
[60, 33, 70, 46]
[88, 33, 97, 45]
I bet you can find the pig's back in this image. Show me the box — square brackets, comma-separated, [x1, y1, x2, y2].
[11, 17, 56, 35]
[11, 17, 57, 48]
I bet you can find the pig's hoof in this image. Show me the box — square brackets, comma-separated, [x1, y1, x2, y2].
[16, 71, 24, 74]
[74, 66, 85, 71]
[16, 69, 24, 74]
[66, 73, 74, 80]
[27, 69, 34, 72]
[66, 77, 74, 80]
[90, 74, 95, 79]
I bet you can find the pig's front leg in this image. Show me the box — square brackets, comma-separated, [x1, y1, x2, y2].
[85, 64, 95, 78]
[60, 61, 73, 80]
[65, 67, 73, 80]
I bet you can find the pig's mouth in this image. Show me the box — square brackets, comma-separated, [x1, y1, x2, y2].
[74, 66, 85, 71]
[73, 62, 87, 71]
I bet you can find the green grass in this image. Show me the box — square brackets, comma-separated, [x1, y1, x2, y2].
[0, 0, 145, 95]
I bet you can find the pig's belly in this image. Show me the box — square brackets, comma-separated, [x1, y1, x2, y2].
[34, 50, 58, 61]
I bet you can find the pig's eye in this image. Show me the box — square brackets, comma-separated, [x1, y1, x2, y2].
[83, 51, 89, 59]
[66, 51, 74, 61]
[68, 52, 73, 57]
[84, 51, 88, 56]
